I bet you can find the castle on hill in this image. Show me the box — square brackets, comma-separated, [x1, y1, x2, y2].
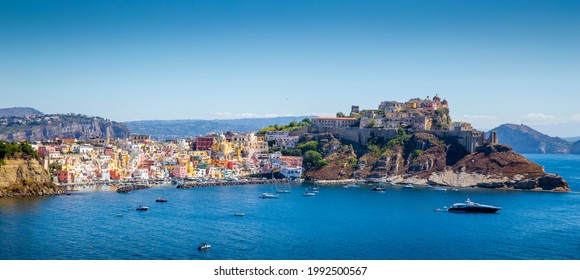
[310, 95, 498, 153]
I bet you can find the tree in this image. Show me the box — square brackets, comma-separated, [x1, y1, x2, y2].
[297, 141, 318, 154]
[336, 112, 346, 118]
[304, 150, 323, 170]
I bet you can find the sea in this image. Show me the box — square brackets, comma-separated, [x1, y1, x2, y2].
[0, 154, 579, 260]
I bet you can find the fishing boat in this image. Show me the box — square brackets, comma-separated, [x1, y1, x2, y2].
[260, 193, 279, 199]
[371, 186, 386, 192]
[198, 243, 211, 250]
[303, 191, 317, 197]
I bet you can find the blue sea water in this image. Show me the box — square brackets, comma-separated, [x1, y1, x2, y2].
[0, 154, 579, 260]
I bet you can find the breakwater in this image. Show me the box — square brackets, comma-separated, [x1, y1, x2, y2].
[177, 178, 289, 189]
[116, 184, 151, 193]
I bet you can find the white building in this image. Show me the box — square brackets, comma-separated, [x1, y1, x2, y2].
[265, 131, 290, 141]
[280, 166, 302, 179]
[312, 117, 357, 128]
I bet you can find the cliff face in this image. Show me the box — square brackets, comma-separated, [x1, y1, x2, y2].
[0, 114, 130, 142]
[0, 159, 62, 198]
[488, 124, 571, 154]
[303, 132, 570, 192]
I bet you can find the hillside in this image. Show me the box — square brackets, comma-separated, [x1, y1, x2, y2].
[1, 141, 61, 197]
[125, 116, 313, 139]
[0, 114, 130, 142]
[0, 107, 44, 117]
[487, 124, 571, 154]
[299, 131, 568, 192]
[572, 141, 580, 154]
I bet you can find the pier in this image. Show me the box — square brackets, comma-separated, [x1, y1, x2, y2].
[177, 178, 289, 189]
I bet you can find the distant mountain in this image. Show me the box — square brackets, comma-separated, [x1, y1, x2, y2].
[487, 124, 571, 154]
[0, 114, 130, 142]
[0, 107, 43, 118]
[563, 136, 580, 143]
[125, 116, 313, 139]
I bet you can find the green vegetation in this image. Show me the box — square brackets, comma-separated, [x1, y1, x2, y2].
[297, 141, 318, 154]
[386, 126, 412, 148]
[410, 149, 423, 161]
[336, 112, 346, 118]
[303, 150, 328, 170]
[348, 156, 358, 167]
[281, 149, 302, 157]
[0, 141, 39, 165]
[257, 118, 312, 135]
[365, 119, 376, 128]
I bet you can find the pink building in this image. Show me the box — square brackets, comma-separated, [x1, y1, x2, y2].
[55, 170, 73, 183]
[37, 146, 56, 158]
[422, 102, 438, 111]
[172, 166, 188, 178]
[280, 156, 303, 168]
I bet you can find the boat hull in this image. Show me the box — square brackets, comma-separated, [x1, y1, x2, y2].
[448, 206, 500, 213]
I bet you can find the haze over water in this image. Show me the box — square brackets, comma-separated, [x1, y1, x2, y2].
[0, 154, 579, 260]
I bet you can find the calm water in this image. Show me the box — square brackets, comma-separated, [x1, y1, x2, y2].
[1, 154, 579, 260]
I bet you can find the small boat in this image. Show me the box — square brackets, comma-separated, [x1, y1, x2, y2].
[434, 187, 448, 192]
[260, 193, 279, 199]
[198, 243, 211, 250]
[451, 188, 460, 192]
[303, 191, 316, 197]
[447, 198, 501, 213]
[371, 186, 386, 192]
[234, 212, 246, 216]
[136, 206, 149, 211]
[344, 184, 360, 189]
[155, 198, 168, 203]
[402, 184, 414, 189]
[115, 214, 124, 217]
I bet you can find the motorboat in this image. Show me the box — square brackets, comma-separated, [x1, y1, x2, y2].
[136, 206, 149, 211]
[234, 212, 246, 217]
[260, 193, 279, 199]
[447, 198, 501, 213]
[155, 198, 168, 203]
[198, 243, 211, 250]
[344, 184, 360, 189]
[434, 187, 448, 192]
[371, 186, 386, 192]
[303, 191, 317, 197]
[402, 184, 414, 189]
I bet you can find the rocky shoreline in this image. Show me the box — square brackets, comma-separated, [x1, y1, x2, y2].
[387, 172, 569, 192]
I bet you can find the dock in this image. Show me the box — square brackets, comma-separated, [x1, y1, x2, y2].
[177, 178, 289, 189]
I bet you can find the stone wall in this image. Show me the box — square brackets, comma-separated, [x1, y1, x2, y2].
[307, 127, 397, 146]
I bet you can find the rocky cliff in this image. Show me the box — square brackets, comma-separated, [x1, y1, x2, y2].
[0, 159, 62, 198]
[303, 132, 569, 192]
[487, 123, 571, 154]
[0, 114, 131, 142]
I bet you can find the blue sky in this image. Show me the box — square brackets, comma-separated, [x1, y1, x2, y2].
[1, 0, 579, 135]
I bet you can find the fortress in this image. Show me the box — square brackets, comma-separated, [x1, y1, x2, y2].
[309, 95, 497, 153]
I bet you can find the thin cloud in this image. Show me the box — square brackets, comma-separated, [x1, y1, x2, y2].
[523, 113, 557, 121]
[213, 112, 299, 119]
[462, 114, 498, 120]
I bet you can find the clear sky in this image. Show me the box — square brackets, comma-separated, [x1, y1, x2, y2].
[1, 0, 579, 135]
